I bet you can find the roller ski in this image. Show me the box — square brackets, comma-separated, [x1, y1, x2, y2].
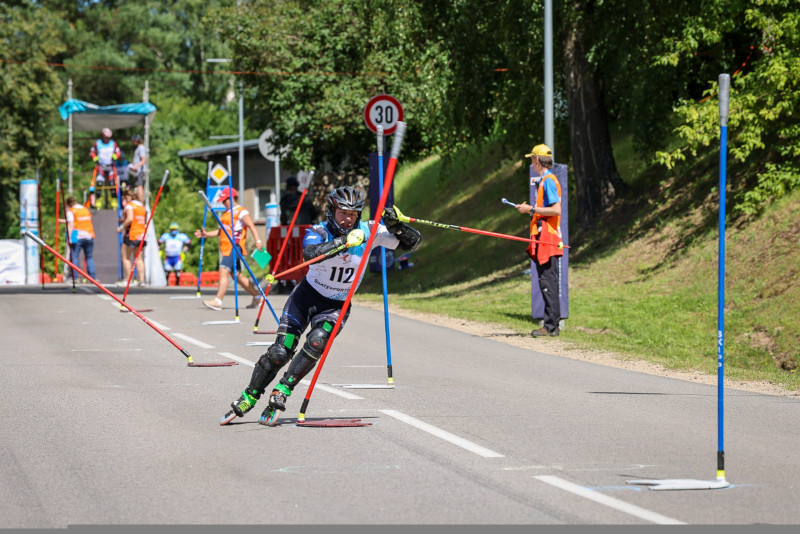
[219, 390, 257, 426]
[258, 386, 289, 426]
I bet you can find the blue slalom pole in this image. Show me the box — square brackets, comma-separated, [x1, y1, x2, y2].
[199, 190, 279, 323]
[225, 156, 239, 321]
[716, 73, 730, 483]
[377, 126, 394, 385]
[196, 163, 211, 297]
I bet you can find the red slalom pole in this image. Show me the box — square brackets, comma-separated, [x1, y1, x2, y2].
[121, 170, 169, 308]
[297, 122, 407, 422]
[253, 171, 315, 333]
[24, 230, 196, 365]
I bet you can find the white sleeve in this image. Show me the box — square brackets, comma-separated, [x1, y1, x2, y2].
[66, 211, 75, 223]
[367, 220, 400, 250]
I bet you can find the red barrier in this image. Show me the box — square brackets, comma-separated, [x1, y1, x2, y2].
[266, 225, 311, 281]
[200, 271, 220, 287]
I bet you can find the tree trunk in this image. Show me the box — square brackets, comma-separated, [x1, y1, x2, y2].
[563, 1, 625, 230]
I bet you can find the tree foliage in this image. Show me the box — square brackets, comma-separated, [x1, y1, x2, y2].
[654, 0, 800, 215]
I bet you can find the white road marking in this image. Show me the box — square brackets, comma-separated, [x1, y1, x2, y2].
[146, 319, 170, 331]
[379, 409, 504, 458]
[173, 333, 214, 349]
[533, 475, 686, 525]
[305, 381, 363, 400]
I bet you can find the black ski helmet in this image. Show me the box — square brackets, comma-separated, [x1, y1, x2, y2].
[326, 186, 365, 235]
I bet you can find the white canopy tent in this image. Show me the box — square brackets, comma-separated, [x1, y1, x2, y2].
[58, 79, 156, 200]
[58, 80, 166, 287]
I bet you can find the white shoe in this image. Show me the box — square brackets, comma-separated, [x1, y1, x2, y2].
[203, 299, 223, 311]
[246, 296, 262, 309]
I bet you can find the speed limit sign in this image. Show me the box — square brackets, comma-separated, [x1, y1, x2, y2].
[363, 94, 404, 135]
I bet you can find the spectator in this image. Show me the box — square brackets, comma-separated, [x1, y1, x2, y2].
[128, 134, 147, 202]
[194, 187, 263, 310]
[118, 188, 147, 287]
[89, 128, 121, 209]
[279, 176, 318, 225]
[64, 196, 96, 281]
[515, 144, 564, 337]
[159, 222, 191, 286]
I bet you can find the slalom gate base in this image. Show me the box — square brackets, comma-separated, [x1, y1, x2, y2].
[187, 361, 239, 367]
[296, 418, 372, 428]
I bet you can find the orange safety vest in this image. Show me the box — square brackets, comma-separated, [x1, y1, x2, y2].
[527, 171, 563, 264]
[219, 204, 248, 256]
[126, 200, 147, 241]
[68, 204, 95, 238]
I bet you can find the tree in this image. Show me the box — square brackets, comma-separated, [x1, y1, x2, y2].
[0, 3, 66, 238]
[654, 0, 800, 216]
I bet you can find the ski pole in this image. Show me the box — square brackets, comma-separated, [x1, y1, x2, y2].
[196, 163, 212, 297]
[261, 241, 350, 285]
[398, 207, 568, 249]
[121, 170, 170, 308]
[253, 170, 315, 333]
[377, 126, 394, 385]
[198, 191, 280, 324]
[298, 121, 407, 422]
[24, 230, 196, 365]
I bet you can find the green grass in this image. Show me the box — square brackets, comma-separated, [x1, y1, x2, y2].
[358, 133, 800, 391]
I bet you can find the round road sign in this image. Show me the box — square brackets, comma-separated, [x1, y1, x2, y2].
[363, 95, 404, 135]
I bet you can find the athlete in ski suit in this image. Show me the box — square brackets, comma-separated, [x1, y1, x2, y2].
[221, 185, 422, 425]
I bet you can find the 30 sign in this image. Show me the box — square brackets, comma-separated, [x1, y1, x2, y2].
[363, 94, 404, 135]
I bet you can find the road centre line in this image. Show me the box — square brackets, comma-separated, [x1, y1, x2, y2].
[533, 475, 686, 525]
[214, 352, 364, 400]
[379, 409, 504, 458]
[173, 333, 214, 349]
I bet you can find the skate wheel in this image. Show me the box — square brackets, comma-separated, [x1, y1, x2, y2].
[220, 410, 237, 426]
[266, 409, 282, 427]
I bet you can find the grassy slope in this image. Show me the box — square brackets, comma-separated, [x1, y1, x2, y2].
[357, 136, 800, 391]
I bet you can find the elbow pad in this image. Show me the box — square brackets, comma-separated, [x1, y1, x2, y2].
[391, 223, 422, 252]
[303, 236, 347, 261]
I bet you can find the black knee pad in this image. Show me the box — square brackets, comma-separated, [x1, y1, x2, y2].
[267, 333, 298, 367]
[302, 322, 334, 361]
[249, 333, 298, 396]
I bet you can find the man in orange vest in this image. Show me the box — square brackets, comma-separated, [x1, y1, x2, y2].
[516, 144, 563, 337]
[65, 196, 96, 280]
[194, 187, 263, 310]
[118, 188, 147, 287]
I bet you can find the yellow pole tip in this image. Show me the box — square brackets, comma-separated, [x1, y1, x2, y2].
[387, 378, 394, 384]
[187, 356, 194, 363]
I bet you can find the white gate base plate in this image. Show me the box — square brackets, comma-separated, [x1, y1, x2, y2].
[627, 478, 730, 491]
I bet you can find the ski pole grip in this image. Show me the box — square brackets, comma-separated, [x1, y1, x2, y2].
[24, 230, 44, 247]
[198, 191, 213, 210]
[390, 121, 406, 159]
[377, 126, 384, 155]
[159, 169, 170, 188]
[719, 73, 730, 127]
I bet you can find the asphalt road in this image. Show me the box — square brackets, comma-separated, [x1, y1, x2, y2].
[1, 284, 799, 528]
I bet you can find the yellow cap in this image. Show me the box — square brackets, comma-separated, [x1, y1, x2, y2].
[525, 144, 552, 158]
